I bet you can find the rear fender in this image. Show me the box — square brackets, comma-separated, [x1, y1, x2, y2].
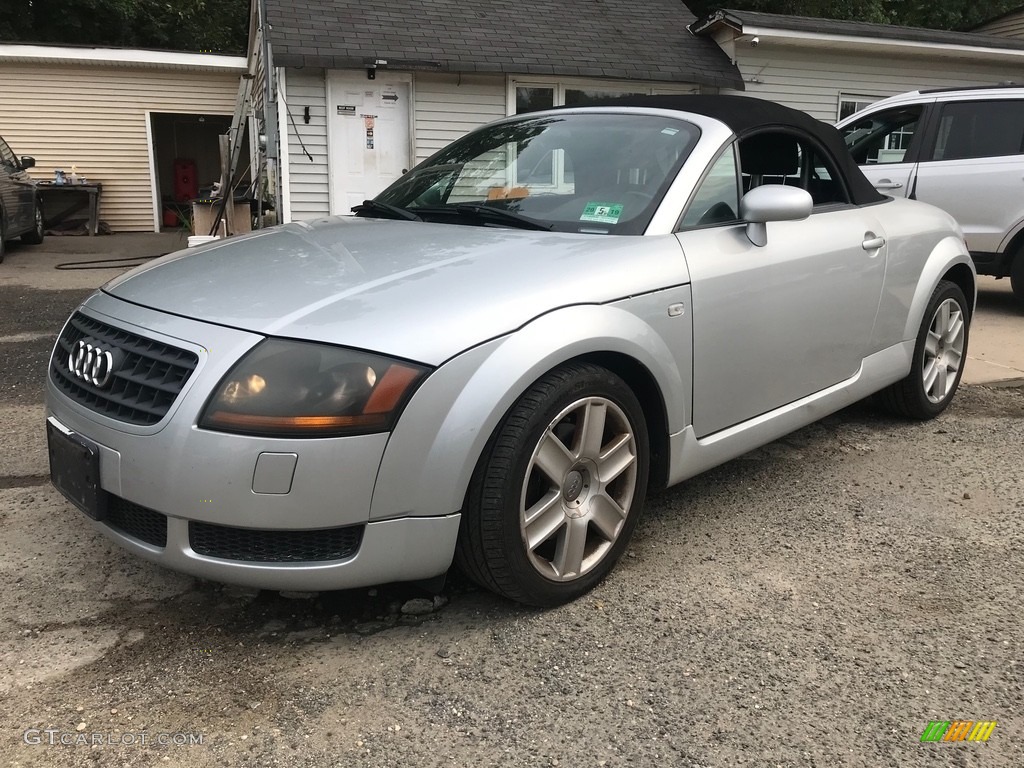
[996, 215, 1024, 257]
[902, 235, 976, 341]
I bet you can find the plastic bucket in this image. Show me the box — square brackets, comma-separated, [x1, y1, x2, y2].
[187, 235, 221, 248]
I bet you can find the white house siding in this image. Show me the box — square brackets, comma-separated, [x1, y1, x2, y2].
[282, 68, 330, 220]
[975, 13, 1024, 39]
[722, 47, 1024, 121]
[279, 70, 506, 218]
[280, 71, 705, 216]
[0, 63, 240, 231]
[412, 73, 507, 164]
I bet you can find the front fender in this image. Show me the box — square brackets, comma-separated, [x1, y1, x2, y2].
[902, 235, 976, 341]
[369, 293, 691, 521]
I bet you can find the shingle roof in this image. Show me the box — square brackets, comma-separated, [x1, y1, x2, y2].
[971, 5, 1024, 31]
[693, 9, 1024, 52]
[264, 0, 743, 89]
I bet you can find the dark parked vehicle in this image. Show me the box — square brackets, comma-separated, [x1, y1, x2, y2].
[0, 134, 44, 262]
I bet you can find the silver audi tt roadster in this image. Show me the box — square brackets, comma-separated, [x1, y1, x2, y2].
[47, 96, 974, 606]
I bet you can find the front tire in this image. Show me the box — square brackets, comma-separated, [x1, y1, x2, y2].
[878, 280, 969, 419]
[456, 363, 650, 606]
[21, 199, 44, 245]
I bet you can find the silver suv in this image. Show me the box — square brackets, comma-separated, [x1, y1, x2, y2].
[839, 86, 1024, 299]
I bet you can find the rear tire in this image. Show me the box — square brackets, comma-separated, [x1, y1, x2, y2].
[21, 199, 44, 245]
[1011, 252, 1024, 301]
[0, 212, 6, 264]
[877, 280, 969, 419]
[455, 362, 649, 607]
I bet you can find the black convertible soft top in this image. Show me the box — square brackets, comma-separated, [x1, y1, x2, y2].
[571, 94, 885, 206]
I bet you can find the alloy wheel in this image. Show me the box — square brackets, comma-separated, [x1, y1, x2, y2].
[519, 396, 639, 581]
[922, 297, 965, 404]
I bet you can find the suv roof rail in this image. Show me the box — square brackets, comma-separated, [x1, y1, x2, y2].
[919, 84, 1021, 94]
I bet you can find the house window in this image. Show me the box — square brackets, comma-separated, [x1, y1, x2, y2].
[563, 88, 646, 107]
[512, 79, 696, 115]
[837, 94, 879, 122]
[510, 79, 696, 192]
[516, 87, 555, 114]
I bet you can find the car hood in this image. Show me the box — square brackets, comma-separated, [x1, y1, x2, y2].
[103, 217, 689, 364]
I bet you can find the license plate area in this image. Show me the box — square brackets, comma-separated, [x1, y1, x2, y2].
[47, 420, 107, 521]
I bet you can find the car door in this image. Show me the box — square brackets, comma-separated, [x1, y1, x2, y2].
[842, 103, 928, 199]
[0, 137, 33, 236]
[676, 135, 887, 438]
[911, 98, 1024, 255]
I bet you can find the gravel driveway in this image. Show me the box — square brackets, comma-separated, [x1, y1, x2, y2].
[0, 236, 1021, 767]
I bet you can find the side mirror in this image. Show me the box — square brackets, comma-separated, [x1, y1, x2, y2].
[740, 185, 813, 247]
[20, 156, 36, 169]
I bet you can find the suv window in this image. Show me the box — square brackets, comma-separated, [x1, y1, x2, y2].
[931, 100, 1024, 161]
[842, 106, 922, 165]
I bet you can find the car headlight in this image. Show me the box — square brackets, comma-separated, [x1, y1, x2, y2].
[199, 339, 429, 437]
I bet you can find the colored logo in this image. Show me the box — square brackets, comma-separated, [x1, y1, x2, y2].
[920, 720, 997, 742]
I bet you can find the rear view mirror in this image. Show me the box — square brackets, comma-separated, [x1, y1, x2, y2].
[740, 185, 813, 246]
[20, 156, 36, 169]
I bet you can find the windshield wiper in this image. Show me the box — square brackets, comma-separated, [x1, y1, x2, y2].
[351, 199, 422, 221]
[453, 204, 553, 231]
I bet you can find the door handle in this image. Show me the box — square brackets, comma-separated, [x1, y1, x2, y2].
[862, 235, 886, 251]
[874, 179, 903, 190]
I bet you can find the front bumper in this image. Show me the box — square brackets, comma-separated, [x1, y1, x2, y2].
[45, 294, 461, 590]
[81, 481, 461, 591]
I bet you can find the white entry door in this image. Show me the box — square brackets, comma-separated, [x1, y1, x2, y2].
[328, 72, 411, 215]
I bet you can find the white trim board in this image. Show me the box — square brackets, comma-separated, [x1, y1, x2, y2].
[0, 43, 245, 71]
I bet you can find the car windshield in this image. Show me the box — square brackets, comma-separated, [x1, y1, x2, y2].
[367, 113, 701, 235]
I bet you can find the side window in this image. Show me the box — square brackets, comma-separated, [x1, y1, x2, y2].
[737, 131, 850, 208]
[738, 132, 801, 191]
[931, 100, 1024, 161]
[679, 146, 739, 228]
[842, 106, 922, 165]
[806, 146, 850, 207]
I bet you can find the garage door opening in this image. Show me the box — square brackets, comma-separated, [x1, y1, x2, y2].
[148, 112, 250, 232]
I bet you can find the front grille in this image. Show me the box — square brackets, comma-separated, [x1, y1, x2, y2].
[50, 312, 199, 425]
[189, 521, 363, 563]
[106, 496, 168, 548]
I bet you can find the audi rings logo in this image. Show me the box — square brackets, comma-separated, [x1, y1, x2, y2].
[69, 339, 122, 388]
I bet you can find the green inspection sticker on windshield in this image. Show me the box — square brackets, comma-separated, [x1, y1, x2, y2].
[580, 202, 624, 224]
